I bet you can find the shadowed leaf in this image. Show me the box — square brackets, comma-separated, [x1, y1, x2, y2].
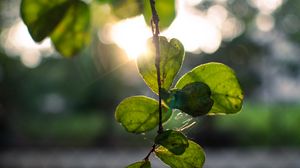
[173, 82, 214, 117]
[155, 140, 205, 168]
[155, 130, 188, 155]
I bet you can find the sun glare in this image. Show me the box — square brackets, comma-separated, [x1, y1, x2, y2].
[0, 20, 53, 68]
[108, 0, 225, 55]
[109, 16, 151, 59]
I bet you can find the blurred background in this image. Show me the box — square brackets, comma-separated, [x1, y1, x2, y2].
[1, 0, 300, 167]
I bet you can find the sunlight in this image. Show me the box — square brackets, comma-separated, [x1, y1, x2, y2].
[0, 20, 53, 68]
[107, 0, 245, 56]
[164, 2, 221, 54]
[185, 0, 203, 6]
[109, 15, 151, 59]
[250, 0, 283, 14]
[256, 14, 274, 32]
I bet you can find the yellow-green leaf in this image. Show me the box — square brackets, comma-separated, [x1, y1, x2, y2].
[50, 1, 90, 57]
[175, 62, 244, 115]
[115, 96, 171, 133]
[137, 37, 185, 94]
[143, 0, 175, 30]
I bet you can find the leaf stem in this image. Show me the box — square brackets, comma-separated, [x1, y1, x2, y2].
[149, 0, 163, 134]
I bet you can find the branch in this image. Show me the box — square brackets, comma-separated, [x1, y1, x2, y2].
[149, 0, 163, 134]
[144, 144, 156, 161]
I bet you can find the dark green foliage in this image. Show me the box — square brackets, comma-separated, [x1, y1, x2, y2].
[155, 130, 188, 155]
[155, 140, 206, 168]
[172, 82, 214, 117]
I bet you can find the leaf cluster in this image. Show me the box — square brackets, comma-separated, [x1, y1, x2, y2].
[116, 36, 244, 167]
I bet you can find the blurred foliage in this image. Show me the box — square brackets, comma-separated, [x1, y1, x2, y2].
[21, 0, 91, 57]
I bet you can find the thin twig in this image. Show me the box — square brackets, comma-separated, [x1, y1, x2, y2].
[149, 0, 163, 134]
[144, 144, 156, 161]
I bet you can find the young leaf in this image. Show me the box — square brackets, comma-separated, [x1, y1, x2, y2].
[143, 0, 176, 30]
[115, 96, 171, 133]
[137, 37, 185, 94]
[20, 0, 72, 42]
[126, 160, 151, 168]
[155, 140, 205, 168]
[155, 130, 188, 155]
[173, 82, 214, 117]
[175, 62, 244, 115]
[50, 1, 90, 57]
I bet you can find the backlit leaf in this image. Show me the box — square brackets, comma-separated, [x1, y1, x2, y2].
[137, 37, 185, 94]
[21, 0, 91, 57]
[175, 62, 244, 115]
[173, 82, 214, 117]
[143, 0, 175, 30]
[115, 96, 171, 133]
[155, 140, 205, 168]
[50, 1, 90, 57]
[126, 160, 151, 168]
[155, 130, 188, 155]
[20, 0, 72, 42]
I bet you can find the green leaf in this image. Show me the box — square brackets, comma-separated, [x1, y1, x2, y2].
[155, 140, 205, 168]
[115, 96, 171, 133]
[175, 62, 244, 115]
[50, 1, 90, 57]
[21, 0, 91, 57]
[137, 37, 185, 94]
[126, 160, 151, 168]
[20, 0, 72, 42]
[155, 130, 188, 155]
[111, 0, 143, 19]
[143, 0, 176, 30]
[173, 82, 214, 117]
